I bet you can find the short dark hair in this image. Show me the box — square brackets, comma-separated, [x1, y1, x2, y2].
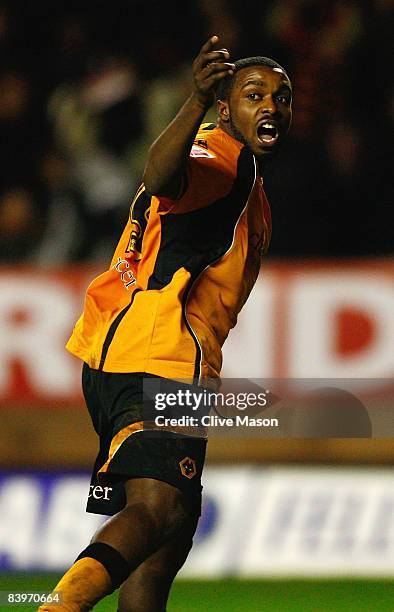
[216, 56, 290, 101]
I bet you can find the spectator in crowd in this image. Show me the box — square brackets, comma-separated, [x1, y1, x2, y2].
[0, 0, 392, 262]
[48, 55, 144, 260]
[0, 187, 43, 262]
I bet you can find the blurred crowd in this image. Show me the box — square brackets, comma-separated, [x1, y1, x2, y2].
[0, 0, 392, 263]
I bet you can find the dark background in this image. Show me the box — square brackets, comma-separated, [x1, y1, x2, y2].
[0, 0, 392, 263]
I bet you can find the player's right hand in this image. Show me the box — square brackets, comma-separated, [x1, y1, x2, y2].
[192, 36, 235, 108]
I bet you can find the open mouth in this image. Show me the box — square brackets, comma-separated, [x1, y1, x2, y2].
[257, 123, 279, 147]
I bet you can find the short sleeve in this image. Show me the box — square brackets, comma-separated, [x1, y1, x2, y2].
[157, 143, 237, 215]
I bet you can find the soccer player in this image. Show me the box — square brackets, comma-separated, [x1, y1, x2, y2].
[39, 36, 292, 611]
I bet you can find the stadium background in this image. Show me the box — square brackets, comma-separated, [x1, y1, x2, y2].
[0, 1, 393, 610]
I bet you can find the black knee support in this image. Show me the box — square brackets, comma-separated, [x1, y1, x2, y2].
[76, 542, 131, 589]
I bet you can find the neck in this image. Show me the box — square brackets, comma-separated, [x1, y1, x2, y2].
[218, 119, 267, 176]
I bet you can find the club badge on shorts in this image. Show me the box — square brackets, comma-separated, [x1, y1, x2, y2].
[179, 457, 197, 479]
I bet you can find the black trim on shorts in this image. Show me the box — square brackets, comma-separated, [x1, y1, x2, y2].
[83, 365, 207, 517]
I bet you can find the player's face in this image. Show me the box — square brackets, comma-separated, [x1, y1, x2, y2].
[220, 66, 292, 159]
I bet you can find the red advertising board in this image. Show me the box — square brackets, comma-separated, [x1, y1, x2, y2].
[1, 260, 393, 407]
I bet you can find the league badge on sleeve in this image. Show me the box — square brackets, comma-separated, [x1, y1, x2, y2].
[190, 145, 215, 158]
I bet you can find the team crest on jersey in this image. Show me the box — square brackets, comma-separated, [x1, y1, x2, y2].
[179, 457, 197, 479]
[125, 185, 150, 262]
[190, 145, 215, 159]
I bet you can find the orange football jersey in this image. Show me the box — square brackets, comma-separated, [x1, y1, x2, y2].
[66, 124, 271, 384]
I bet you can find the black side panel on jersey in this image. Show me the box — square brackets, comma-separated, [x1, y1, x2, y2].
[98, 288, 142, 370]
[147, 146, 255, 382]
[98, 187, 150, 371]
[147, 146, 255, 290]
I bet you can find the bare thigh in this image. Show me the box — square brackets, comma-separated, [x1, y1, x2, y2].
[117, 513, 199, 612]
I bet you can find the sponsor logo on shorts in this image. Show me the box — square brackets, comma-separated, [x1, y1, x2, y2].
[179, 457, 197, 479]
[88, 485, 113, 500]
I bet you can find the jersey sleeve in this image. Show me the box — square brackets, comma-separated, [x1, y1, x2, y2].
[157, 140, 238, 215]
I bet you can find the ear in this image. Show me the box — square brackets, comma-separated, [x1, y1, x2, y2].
[217, 99, 230, 123]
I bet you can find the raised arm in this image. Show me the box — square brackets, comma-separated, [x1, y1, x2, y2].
[142, 36, 234, 198]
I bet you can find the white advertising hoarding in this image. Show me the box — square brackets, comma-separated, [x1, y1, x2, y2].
[0, 467, 393, 577]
